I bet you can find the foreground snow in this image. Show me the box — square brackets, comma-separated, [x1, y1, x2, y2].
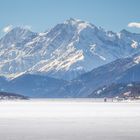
[0, 99, 140, 140]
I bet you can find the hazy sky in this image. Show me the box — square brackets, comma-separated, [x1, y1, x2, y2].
[0, 0, 140, 36]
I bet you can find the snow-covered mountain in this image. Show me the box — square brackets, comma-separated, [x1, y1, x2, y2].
[0, 18, 140, 80]
[65, 53, 140, 97]
[0, 54, 140, 98]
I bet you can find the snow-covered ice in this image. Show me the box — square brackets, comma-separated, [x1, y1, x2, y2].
[0, 99, 140, 140]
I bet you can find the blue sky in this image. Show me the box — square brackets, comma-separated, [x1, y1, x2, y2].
[0, 0, 140, 36]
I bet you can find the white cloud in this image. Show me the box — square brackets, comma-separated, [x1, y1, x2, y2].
[3, 25, 13, 33]
[128, 22, 140, 28]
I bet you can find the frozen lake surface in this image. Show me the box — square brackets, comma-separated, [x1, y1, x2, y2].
[0, 99, 140, 140]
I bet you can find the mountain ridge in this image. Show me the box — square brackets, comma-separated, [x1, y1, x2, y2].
[0, 54, 140, 98]
[0, 18, 140, 80]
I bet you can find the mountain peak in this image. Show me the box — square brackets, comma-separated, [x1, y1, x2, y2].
[120, 29, 131, 35]
[64, 18, 92, 26]
[0, 19, 140, 81]
[64, 18, 83, 24]
[63, 18, 96, 33]
[7, 26, 34, 35]
[0, 26, 37, 48]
